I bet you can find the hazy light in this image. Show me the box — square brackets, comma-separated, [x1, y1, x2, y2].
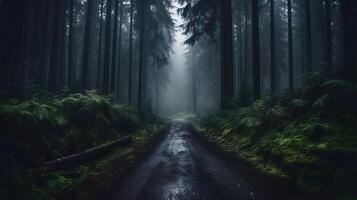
[160, 1, 191, 116]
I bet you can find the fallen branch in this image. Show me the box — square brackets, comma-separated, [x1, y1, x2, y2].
[43, 136, 133, 171]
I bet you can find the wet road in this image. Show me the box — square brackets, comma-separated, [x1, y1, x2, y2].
[104, 121, 263, 200]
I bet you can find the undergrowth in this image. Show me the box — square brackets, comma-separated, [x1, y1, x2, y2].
[0, 86, 164, 200]
[199, 79, 357, 200]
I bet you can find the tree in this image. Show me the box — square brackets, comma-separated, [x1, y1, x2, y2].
[270, 0, 276, 94]
[220, 0, 234, 102]
[115, 0, 124, 99]
[252, 0, 261, 99]
[340, 0, 357, 81]
[304, 0, 312, 73]
[324, 0, 332, 73]
[137, 0, 146, 110]
[48, 0, 64, 91]
[96, 0, 105, 90]
[178, 0, 234, 106]
[81, 0, 96, 91]
[111, 0, 120, 94]
[103, 0, 113, 94]
[288, 0, 294, 91]
[128, 0, 134, 103]
[68, 0, 76, 89]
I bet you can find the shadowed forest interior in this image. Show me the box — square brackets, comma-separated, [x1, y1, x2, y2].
[1, 0, 357, 199]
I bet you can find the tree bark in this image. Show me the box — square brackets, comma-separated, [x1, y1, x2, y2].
[103, 0, 113, 94]
[324, 0, 332, 74]
[48, 0, 62, 91]
[68, 0, 76, 89]
[138, 0, 146, 111]
[270, 0, 276, 95]
[111, 0, 120, 94]
[116, 0, 124, 100]
[128, 0, 134, 103]
[288, 0, 294, 91]
[252, 0, 261, 99]
[220, 0, 234, 106]
[81, 0, 95, 91]
[341, 0, 357, 81]
[96, 0, 105, 91]
[304, 0, 312, 73]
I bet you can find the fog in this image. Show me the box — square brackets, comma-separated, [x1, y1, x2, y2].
[160, 5, 191, 116]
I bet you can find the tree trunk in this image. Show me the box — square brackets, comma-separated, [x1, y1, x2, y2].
[341, 0, 357, 81]
[103, 0, 113, 94]
[220, 0, 234, 106]
[288, 0, 294, 91]
[1, 0, 27, 90]
[81, 0, 95, 91]
[96, 0, 105, 91]
[252, 0, 261, 99]
[128, 0, 134, 103]
[48, 0, 62, 91]
[68, 0, 76, 89]
[241, 0, 249, 105]
[116, 0, 124, 100]
[304, 0, 312, 73]
[59, 0, 68, 87]
[111, 0, 120, 94]
[270, 0, 276, 95]
[138, 0, 146, 111]
[324, 0, 332, 74]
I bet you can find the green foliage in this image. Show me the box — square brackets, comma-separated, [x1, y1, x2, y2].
[0, 89, 162, 163]
[200, 79, 357, 199]
[0, 88, 164, 199]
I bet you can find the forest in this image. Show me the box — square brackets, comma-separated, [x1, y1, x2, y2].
[0, 0, 357, 200]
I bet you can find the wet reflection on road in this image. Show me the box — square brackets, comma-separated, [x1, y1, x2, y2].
[104, 121, 261, 200]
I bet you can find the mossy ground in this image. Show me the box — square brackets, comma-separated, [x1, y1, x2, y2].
[198, 79, 357, 200]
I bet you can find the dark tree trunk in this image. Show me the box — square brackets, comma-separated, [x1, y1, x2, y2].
[324, 0, 332, 74]
[1, 0, 27, 90]
[96, 0, 105, 91]
[236, 6, 243, 96]
[48, 0, 63, 91]
[116, 0, 124, 100]
[252, 0, 261, 99]
[111, 0, 121, 94]
[138, 0, 146, 110]
[270, 0, 276, 95]
[238, 9, 244, 97]
[103, 0, 113, 94]
[68, 0, 76, 89]
[220, 0, 234, 106]
[288, 0, 294, 91]
[241, 0, 249, 105]
[128, 0, 134, 103]
[59, 0, 68, 87]
[81, 0, 95, 91]
[304, 0, 312, 73]
[341, 0, 357, 81]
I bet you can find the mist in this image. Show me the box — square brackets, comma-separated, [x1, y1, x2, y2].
[159, 6, 191, 116]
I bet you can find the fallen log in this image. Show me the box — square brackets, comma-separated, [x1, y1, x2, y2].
[43, 136, 133, 171]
